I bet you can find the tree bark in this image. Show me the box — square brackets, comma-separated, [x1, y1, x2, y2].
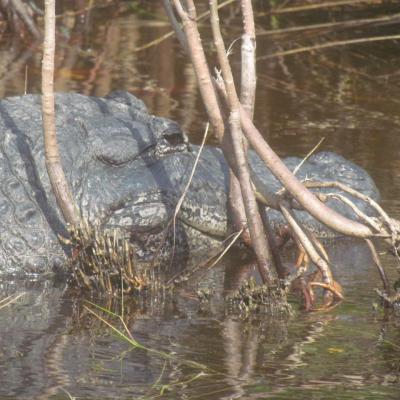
[210, 0, 274, 284]
[42, 0, 80, 226]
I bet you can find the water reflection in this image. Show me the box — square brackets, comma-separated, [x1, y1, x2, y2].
[0, 240, 399, 398]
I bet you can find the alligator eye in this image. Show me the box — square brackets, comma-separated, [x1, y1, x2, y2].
[163, 132, 185, 146]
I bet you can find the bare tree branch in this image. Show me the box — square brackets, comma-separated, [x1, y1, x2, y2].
[209, 0, 274, 285]
[240, 0, 256, 119]
[42, 0, 80, 226]
[237, 104, 374, 238]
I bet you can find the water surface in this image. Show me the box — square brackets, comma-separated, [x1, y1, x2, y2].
[1, 1, 400, 398]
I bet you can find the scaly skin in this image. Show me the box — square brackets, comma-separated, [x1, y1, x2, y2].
[0, 92, 380, 276]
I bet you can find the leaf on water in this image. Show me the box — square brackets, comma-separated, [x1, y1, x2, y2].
[327, 347, 345, 354]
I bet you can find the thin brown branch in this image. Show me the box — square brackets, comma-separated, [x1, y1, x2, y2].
[210, 0, 274, 285]
[214, 75, 281, 209]
[304, 180, 393, 232]
[228, 0, 257, 247]
[259, 205, 287, 279]
[237, 104, 374, 238]
[42, 0, 80, 226]
[309, 282, 344, 301]
[240, 0, 256, 119]
[280, 202, 335, 305]
[169, 2, 276, 281]
[320, 193, 383, 234]
[214, 73, 375, 239]
[280, 204, 333, 283]
[172, 0, 225, 140]
[228, 174, 250, 242]
[365, 239, 390, 295]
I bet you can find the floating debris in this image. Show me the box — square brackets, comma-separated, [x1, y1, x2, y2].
[227, 277, 292, 316]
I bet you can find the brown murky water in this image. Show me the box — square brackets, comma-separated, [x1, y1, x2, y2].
[1, 1, 400, 399]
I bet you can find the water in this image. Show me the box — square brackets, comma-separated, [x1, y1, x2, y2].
[0, 1, 400, 398]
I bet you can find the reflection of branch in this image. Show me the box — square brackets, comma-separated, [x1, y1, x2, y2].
[0, 42, 38, 97]
[0, 293, 24, 310]
[162, 0, 187, 51]
[9, 0, 41, 39]
[135, 0, 236, 52]
[259, 0, 381, 16]
[258, 13, 400, 37]
[259, 34, 400, 60]
[54, 0, 115, 19]
[222, 318, 258, 397]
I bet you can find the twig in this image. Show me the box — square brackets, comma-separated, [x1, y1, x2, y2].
[365, 239, 390, 295]
[280, 202, 337, 306]
[214, 69, 374, 238]
[135, 0, 236, 52]
[304, 180, 395, 235]
[166, 228, 245, 285]
[376, 289, 400, 305]
[170, 123, 209, 264]
[0, 293, 25, 310]
[206, 228, 244, 269]
[320, 192, 383, 234]
[293, 137, 325, 176]
[173, 124, 209, 223]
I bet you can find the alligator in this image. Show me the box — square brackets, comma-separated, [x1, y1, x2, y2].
[0, 91, 380, 276]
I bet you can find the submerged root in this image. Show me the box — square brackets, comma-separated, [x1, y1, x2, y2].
[65, 223, 149, 294]
[273, 179, 400, 309]
[279, 202, 343, 311]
